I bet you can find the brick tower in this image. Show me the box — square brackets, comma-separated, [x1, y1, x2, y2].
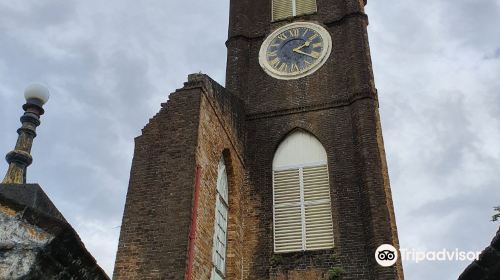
[113, 0, 404, 279]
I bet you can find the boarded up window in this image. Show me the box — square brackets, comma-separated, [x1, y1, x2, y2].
[272, 131, 334, 253]
[272, 0, 318, 21]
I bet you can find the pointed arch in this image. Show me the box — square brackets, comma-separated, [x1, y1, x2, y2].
[273, 129, 327, 170]
[272, 130, 334, 253]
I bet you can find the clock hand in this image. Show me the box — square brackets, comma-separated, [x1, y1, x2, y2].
[292, 41, 311, 52]
[293, 40, 318, 58]
[293, 48, 319, 59]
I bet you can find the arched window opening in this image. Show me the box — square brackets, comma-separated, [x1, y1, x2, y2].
[272, 0, 317, 22]
[211, 157, 229, 279]
[272, 130, 334, 253]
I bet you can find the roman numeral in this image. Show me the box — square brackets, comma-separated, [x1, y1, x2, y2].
[308, 33, 319, 41]
[291, 63, 300, 73]
[277, 33, 288, 40]
[269, 57, 281, 68]
[278, 62, 289, 72]
[289, 29, 300, 37]
[312, 42, 322, 48]
[267, 50, 278, 57]
[310, 51, 321, 59]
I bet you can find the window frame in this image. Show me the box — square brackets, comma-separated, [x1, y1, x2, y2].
[211, 158, 229, 279]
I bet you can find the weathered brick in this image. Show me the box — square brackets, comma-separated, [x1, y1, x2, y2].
[114, 1, 403, 279]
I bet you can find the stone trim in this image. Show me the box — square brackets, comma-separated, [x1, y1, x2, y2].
[246, 90, 376, 120]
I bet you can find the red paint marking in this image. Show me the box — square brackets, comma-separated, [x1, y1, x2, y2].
[185, 165, 202, 280]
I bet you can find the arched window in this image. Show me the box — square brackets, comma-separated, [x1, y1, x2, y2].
[211, 157, 229, 279]
[272, 130, 334, 253]
[272, 0, 317, 22]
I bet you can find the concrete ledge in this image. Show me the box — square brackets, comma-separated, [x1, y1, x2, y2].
[0, 184, 65, 221]
[0, 183, 109, 279]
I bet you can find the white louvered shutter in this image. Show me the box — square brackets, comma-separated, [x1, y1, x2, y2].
[303, 165, 334, 250]
[272, 130, 334, 253]
[272, 0, 317, 21]
[296, 0, 317, 16]
[272, 0, 293, 21]
[273, 168, 303, 253]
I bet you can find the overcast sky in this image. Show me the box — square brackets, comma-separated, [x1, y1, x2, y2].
[0, 0, 499, 279]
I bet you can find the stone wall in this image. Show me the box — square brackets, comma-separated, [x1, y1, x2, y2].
[0, 184, 108, 280]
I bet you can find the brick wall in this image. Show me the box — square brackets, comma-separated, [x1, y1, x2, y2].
[113, 82, 203, 280]
[116, 0, 404, 278]
[114, 75, 247, 280]
[226, 0, 403, 279]
[188, 75, 246, 280]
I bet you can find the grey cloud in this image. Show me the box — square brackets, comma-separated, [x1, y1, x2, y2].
[0, 0, 229, 275]
[484, 48, 500, 60]
[0, 0, 75, 29]
[442, 0, 500, 50]
[368, 1, 500, 279]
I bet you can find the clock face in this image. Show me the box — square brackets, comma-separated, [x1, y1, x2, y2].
[259, 22, 332, 80]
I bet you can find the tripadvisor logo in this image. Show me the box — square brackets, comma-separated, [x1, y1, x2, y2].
[375, 244, 398, 267]
[375, 245, 481, 266]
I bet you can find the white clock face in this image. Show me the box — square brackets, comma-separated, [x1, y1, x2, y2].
[259, 22, 332, 80]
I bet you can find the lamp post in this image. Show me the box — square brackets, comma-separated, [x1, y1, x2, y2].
[2, 84, 50, 184]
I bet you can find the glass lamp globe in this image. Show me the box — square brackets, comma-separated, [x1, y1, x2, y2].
[24, 84, 50, 105]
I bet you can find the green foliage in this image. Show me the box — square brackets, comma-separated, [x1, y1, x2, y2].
[493, 206, 500, 222]
[328, 267, 344, 280]
[328, 253, 344, 279]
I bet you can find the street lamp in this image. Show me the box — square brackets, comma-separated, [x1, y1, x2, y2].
[2, 84, 50, 184]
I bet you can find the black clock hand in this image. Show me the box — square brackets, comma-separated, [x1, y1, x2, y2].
[292, 48, 319, 59]
[292, 41, 319, 58]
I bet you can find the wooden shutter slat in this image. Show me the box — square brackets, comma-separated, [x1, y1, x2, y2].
[305, 202, 334, 250]
[274, 162, 334, 253]
[303, 165, 334, 250]
[274, 169, 301, 205]
[296, 0, 317, 16]
[303, 165, 331, 204]
[274, 193, 303, 253]
[272, 0, 293, 21]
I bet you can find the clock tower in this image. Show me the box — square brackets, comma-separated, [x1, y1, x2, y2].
[114, 0, 404, 279]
